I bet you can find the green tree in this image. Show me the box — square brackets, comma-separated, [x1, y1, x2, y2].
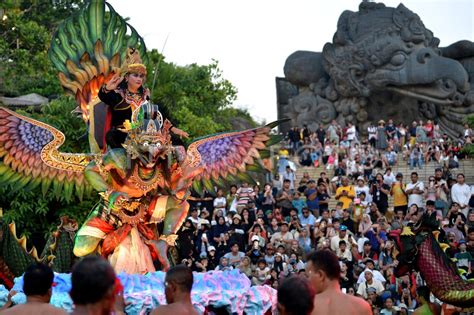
[0, 0, 83, 96]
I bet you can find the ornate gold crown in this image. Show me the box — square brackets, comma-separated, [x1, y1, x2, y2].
[120, 47, 147, 76]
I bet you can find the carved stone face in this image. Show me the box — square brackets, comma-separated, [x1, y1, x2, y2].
[323, 3, 470, 105]
[363, 41, 469, 106]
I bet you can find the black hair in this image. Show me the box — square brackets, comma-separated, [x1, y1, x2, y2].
[278, 276, 315, 315]
[416, 285, 431, 301]
[23, 263, 54, 296]
[117, 75, 145, 95]
[165, 264, 194, 292]
[411, 172, 418, 177]
[306, 250, 340, 280]
[70, 256, 116, 305]
[339, 240, 346, 246]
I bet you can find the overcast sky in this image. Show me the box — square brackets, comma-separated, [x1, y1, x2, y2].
[109, 0, 474, 123]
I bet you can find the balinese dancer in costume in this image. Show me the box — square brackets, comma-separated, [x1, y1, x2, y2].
[74, 104, 200, 273]
[99, 48, 188, 148]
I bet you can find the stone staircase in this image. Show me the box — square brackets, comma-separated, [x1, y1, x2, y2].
[293, 155, 474, 210]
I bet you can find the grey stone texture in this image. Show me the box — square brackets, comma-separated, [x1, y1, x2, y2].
[277, 2, 474, 137]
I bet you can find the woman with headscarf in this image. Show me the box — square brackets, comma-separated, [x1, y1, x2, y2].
[211, 216, 229, 245]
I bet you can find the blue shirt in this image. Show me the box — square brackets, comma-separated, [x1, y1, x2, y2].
[292, 199, 306, 215]
[305, 188, 319, 210]
[299, 213, 316, 227]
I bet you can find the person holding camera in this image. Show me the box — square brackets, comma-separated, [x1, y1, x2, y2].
[370, 173, 390, 214]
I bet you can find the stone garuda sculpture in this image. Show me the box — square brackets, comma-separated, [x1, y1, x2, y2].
[277, 2, 474, 138]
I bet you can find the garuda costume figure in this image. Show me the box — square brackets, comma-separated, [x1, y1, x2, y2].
[0, 0, 280, 274]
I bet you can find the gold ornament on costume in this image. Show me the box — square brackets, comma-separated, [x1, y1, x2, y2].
[120, 48, 147, 76]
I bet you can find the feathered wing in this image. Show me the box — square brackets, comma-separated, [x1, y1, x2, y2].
[186, 121, 283, 193]
[48, 0, 148, 152]
[0, 108, 94, 201]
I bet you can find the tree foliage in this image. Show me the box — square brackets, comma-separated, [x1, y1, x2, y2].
[0, 0, 83, 96]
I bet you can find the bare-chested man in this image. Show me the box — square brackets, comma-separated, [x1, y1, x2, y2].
[0, 264, 66, 315]
[151, 265, 198, 315]
[69, 256, 126, 315]
[306, 250, 372, 315]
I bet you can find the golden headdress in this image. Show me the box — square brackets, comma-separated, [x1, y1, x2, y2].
[120, 48, 147, 76]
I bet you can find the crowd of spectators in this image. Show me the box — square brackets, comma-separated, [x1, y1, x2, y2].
[288, 120, 469, 172]
[177, 120, 474, 315]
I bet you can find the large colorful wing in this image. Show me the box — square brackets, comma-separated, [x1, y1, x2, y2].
[186, 121, 283, 193]
[0, 107, 94, 201]
[48, 0, 148, 152]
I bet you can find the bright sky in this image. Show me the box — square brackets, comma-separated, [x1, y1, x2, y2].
[108, 0, 474, 123]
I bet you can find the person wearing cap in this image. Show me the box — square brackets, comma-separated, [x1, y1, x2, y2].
[356, 269, 385, 299]
[270, 221, 295, 249]
[206, 246, 219, 270]
[357, 258, 385, 285]
[330, 224, 356, 252]
[391, 173, 408, 215]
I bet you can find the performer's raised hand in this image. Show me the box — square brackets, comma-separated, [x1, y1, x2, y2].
[172, 127, 189, 139]
[105, 73, 124, 91]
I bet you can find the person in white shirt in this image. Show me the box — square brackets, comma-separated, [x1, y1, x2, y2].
[330, 225, 356, 252]
[355, 177, 372, 203]
[383, 168, 396, 187]
[451, 173, 472, 216]
[336, 240, 353, 262]
[356, 270, 385, 298]
[283, 166, 296, 190]
[346, 122, 356, 143]
[213, 189, 227, 216]
[356, 259, 386, 284]
[405, 172, 424, 208]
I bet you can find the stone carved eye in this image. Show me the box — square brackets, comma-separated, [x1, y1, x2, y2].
[390, 52, 406, 66]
